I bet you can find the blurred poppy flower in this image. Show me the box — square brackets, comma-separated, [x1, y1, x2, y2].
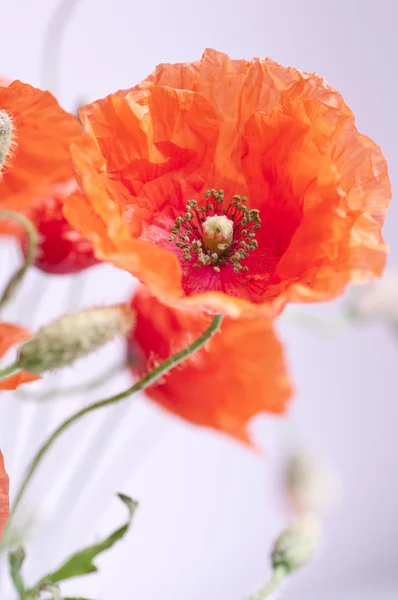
[0, 451, 9, 539]
[66, 49, 391, 317]
[0, 80, 98, 274]
[0, 323, 40, 390]
[127, 287, 292, 442]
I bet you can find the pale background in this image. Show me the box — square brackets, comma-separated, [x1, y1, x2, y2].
[0, 0, 397, 598]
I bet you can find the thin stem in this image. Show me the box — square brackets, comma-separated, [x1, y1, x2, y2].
[41, 0, 82, 94]
[10, 562, 25, 599]
[247, 566, 287, 600]
[0, 362, 20, 381]
[0, 211, 38, 310]
[9, 547, 26, 599]
[8, 314, 223, 525]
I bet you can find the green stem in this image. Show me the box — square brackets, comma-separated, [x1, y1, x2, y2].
[0, 362, 20, 380]
[9, 547, 27, 599]
[10, 566, 25, 599]
[8, 314, 223, 525]
[246, 566, 287, 599]
[0, 211, 38, 309]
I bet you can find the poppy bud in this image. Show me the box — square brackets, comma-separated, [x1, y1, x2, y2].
[271, 513, 321, 573]
[0, 110, 14, 173]
[18, 305, 135, 374]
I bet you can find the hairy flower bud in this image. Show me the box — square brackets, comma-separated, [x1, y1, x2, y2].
[18, 305, 135, 373]
[0, 110, 14, 173]
[271, 514, 321, 573]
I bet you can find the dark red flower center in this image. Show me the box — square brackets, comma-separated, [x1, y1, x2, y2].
[169, 190, 261, 274]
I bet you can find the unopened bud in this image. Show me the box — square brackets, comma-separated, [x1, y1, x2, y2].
[271, 514, 321, 573]
[0, 110, 14, 173]
[286, 451, 341, 515]
[18, 305, 135, 373]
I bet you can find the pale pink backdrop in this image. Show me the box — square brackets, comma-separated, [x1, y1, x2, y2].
[0, 0, 397, 598]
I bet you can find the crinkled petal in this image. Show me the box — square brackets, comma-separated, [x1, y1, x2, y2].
[67, 49, 391, 317]
[0, 80, 99, 274]
[128, 287, 292, 442]
[0, 81, 81, 208]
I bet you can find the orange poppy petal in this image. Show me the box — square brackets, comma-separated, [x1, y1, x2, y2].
[67, 49, 391, 317]
[128, 287, 292, 442]
[0, 323, 40, 390]
[0, 80, 99, 274]
[0, 80, 81, 204]
[0, 451, 9, 539]
[67, 85, 221, 296]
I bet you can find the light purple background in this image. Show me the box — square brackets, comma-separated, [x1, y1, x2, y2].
[0, 0, 397, 598]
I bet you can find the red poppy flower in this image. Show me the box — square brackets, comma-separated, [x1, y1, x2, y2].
[0, 451, 9, 539]
[0, 322, 40, 390]
[66, 49, 391, 317]
[128, 287, 292, 442]
[0, 80, 98, 274]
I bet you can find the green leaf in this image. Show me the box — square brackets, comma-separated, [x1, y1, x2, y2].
[35, 494, 137, 587]
[9, 546, 26, 598]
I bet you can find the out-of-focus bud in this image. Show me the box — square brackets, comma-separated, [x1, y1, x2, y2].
[0, 110, 14, 173]
[18, 305, 135, 374]
[346, 271, 398, 325]
[286, 451, 341, 516]
[271, 513, 321, 573]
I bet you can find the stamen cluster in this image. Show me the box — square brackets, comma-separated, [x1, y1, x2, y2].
[169, 189, 261, 273]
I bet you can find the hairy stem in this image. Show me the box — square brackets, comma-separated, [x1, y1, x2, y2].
[7, 314, 223, 525]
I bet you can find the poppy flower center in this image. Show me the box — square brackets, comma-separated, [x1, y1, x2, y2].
[202, 215, 234, 255]
[169, 189, 261, 273]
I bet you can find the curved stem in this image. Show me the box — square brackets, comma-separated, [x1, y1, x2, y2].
[247, 566, 287, 599]
[8, 314, 223, 524]
[0, 362, 20, 381]
[0, 211, 38, 309]
[41, 0, 82, 93]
